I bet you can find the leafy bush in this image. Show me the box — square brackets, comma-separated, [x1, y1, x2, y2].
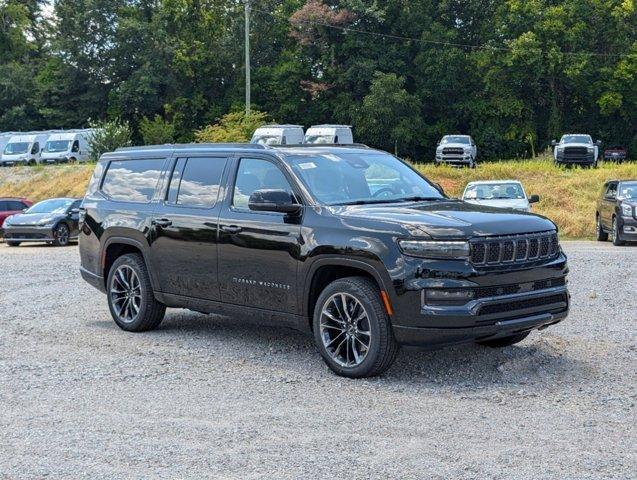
[139, 115, 175, 145]
[195, 111, 269, 143]
[87, 119, 132, 161]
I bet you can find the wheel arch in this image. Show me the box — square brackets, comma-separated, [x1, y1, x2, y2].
[101, 237, 155, 290]
[303, 257, 393, 330]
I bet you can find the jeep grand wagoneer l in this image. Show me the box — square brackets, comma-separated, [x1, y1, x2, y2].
[79, 144, 569, 377]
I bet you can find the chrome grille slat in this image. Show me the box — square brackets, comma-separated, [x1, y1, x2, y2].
[470, 232, 559, 267]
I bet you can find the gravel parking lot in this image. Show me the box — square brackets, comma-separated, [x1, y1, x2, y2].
[1, 241, 635, 479]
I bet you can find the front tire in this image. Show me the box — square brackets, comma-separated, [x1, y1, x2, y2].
[596, 215, 608, 241]
[611, 216, 624, 246]
[477, 332, 530, 348]
[6, 241, 21, 247]
[107, 253, 166, 332]
[52, 223, 70, 246]
[313, 277, 399, 378]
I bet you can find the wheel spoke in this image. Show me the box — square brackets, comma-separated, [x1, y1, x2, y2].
[320, 292, 371, 368]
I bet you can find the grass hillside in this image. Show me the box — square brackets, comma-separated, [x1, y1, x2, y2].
[1, 159, 636, 239]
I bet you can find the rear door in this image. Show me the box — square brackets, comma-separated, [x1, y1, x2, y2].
[601, 182, 618, 228]
[149, 155, 229, 301]
[217, 156, 303, 314]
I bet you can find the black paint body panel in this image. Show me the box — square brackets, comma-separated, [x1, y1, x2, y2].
[79, 145, 570, 347]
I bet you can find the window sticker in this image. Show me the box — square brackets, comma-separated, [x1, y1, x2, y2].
[298, 162, 317, 170]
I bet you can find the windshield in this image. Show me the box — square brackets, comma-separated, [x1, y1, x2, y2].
[464, 183, 525, 200]
[304, 135, 335, 144]
[26, 199, 73, 214]
[4, 142, 29, 154]
[252, 135, 282, 146]
[441, 136, 470, 145]
[562, 135, 591, 144]
[288, 152, 444, 205]
[619, 182, 637, 199]
[45, 140, 71, 153]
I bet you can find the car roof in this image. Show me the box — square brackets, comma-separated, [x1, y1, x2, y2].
[466, 180, 522, 185]
[0, 197, 29, 201]
[307, 124, 352, 129]
[255, 124, 303, 129]
[107, 143, 372, 159]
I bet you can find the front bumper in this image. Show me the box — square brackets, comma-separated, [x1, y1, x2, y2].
[390, 253, 569, 347]
[1, 225, 77, 243]
[619, 216, 637, 241]
[42, 157, 68, 164]
[1, 159, 29, 167]
[435, 155, 472, 166]
[555, 152, 595, 164]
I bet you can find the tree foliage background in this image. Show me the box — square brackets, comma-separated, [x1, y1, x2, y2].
[0, 0, 635, 159]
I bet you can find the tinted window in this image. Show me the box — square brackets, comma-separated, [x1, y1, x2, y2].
[0, 201, 7, 211]
[606, 183, 618, 198]
[101, 159, 164, 202]
[8, 201, 26, 211]
[72, 140, 80, 152]
[233, 158, 293, 209]
[166, 157, 226, 208]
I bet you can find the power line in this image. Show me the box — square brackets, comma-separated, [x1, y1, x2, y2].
[250, 6, 633, 58]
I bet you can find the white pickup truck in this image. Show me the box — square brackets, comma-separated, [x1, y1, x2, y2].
[435, 135, 477, 168]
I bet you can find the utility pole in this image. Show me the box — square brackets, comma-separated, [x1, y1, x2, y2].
[244, 0, 251, 116]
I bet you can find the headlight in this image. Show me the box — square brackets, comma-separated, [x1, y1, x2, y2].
[38, 218, 56, 227]
[399, 240, 470, 259]
[621, 204, 633, 216]
[587, 147, 595, 152]
[556, 146, 564, 152]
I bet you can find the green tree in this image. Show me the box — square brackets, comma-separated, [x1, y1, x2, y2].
[88, 119, 132, 161]
[355, 72, 423, 156]
[195, 111, 270, 143]
[139, 115, 175, 145]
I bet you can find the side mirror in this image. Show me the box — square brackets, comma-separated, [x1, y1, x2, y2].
[528, 194, 540, 204]
[70, 208, 80, 214]
[248, 189, 301, 215]
[596, 140, 602, 146]
[550, 140, 557, 147]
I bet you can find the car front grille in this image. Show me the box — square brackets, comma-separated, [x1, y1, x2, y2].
[564, 146, 588, 156]
[477, 293, 568, 317]
[442, 147, 465, 155]
[470, 231, 559, 267]
[474, 277, 566, 299]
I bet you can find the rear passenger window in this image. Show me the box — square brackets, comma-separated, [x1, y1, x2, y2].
[101, 158, 164, 203]
[9, 201, 26, 210]
[0, 201, 7, 211]
[166, 157, 226, 208]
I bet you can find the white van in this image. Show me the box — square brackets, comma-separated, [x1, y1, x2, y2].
[303, 125, 354, 144]
[0, 133, 16, 159]
[1, 133, 50, 166]
[251, 125, 304, 146]
[41, 131, 92, 164]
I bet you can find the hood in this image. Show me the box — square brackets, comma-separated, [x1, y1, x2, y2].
[4, 212, 62, 226]
[438, 143, 471, 149]
[329, 200, 555, 239]
[560, 143, 592, 148]
[464, 198, 529, 211]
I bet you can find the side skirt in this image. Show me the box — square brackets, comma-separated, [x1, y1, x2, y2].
[155, 292, 312, 334]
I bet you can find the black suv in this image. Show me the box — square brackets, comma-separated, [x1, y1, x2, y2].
[596, 179, 637, 245]
[79, 144, 569, 378]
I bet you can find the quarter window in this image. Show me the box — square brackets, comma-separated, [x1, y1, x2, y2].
[101, 158, 164, 202]
[232, 158, 294, 209]
[166, 157, 226, 208]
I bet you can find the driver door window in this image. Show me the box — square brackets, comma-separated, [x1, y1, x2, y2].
[31, 143, 39, 154]
[232, 158, 294, 210]
[606, 183, 618, 200]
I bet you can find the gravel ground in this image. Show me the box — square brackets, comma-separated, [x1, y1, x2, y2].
[0, 241, 635, 479]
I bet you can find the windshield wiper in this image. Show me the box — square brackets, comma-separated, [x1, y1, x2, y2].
[332, 196, 445, 206]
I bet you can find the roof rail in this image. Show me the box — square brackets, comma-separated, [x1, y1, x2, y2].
[115, 143, 268, 152]
[274, 143, 370, 149]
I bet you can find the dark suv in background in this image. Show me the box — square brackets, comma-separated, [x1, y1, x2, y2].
[596, 180, 637, 245]
[79, 144, 569, 377]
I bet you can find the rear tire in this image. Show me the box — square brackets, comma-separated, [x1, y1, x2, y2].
[596, 215, 608, 241]
[6, 241, 20, 247]
[107, 253, 165, 332]
[313, 277, 399, 378]
[477, 332, 530, 348]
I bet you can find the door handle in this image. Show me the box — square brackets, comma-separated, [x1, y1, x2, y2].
[221, 225, 242, 234]
[152, 218, 172, 228]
